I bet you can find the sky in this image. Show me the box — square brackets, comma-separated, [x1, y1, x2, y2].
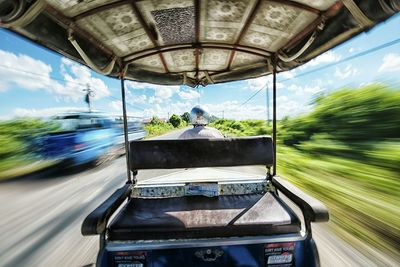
[0, 14, 399, 121]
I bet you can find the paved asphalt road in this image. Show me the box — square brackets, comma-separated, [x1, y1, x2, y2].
[0, 129, 395, 267]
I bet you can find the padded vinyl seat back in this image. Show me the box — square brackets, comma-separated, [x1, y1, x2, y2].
[129, 136, 273, 170]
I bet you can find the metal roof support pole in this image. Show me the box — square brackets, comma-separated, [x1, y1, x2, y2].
[120, 74, 132, 183]
[272, 56, 277, 176]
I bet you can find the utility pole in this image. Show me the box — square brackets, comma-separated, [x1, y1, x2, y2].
[266, 84, 270, 126]
[83, 83, 94, 112]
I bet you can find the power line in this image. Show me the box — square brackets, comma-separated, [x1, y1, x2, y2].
[239, 85, 267, 107]
[280, 37, 400, 83]
[0, 63, 146, 111]
[106, 95, 145, 111]
[239, 37, 400, 106]
[0, 64, 87, 87]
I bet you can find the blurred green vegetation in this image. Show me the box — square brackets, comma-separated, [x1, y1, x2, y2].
[211, 85, 400, 259]
[0, 119, 60, 179]
[210, 119, 271, 136]
[169, 114, 185, 128]
[145, 115, 186, 138]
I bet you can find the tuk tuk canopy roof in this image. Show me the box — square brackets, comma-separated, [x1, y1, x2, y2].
[1, 0, 399, 87]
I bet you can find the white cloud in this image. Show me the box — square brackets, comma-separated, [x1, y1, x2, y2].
[108, 100, 145, 117]
[58, 58, 110, 101]
[154, 86, 180, 99]
[286, 84, 324, 96]
[378, 53, 400, 72]
[0, 51, 111, 104]
[299, 51, 341, 70]
[109, 101, 122, 112]
[244, 76, 284, 91]
[334, 64, 358, 79]
[13, 107, 87, 118]
[125, 81, 149, 90]
[278, 69, 296, 80]
[148, 96, 163, 105]
[131, 94, 147, 104]
[348, 47, 361, 54]
[125, 89, 147, 105]
[0, 49, 53, 91]
[199, 97, 308, 120]
[178, 89, 201, 100]
[126, 80, 180, 100]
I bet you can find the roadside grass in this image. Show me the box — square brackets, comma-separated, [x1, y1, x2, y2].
[277, 144, 400, 259]
[145, 123, 175, 138]
[210, 119, 271, 137]
[0, 119, 60, 179]
[145, 116, 187, 138]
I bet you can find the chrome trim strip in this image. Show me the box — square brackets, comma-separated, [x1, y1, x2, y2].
[106, 233, 306, 251]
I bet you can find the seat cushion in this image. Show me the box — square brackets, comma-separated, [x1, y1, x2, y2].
[108, 193, 300, 240]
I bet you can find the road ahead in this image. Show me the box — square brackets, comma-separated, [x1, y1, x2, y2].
[0, 129, 394, 267]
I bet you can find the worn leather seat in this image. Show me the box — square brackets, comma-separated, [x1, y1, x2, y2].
[108, 192, 300, 240]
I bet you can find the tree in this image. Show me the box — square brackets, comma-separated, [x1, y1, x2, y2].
[181, 112, 190, 124]
[149, 116, 162, 125]
[169, 114, 182, 128]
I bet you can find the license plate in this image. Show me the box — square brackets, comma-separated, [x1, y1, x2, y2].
[267, 254, 293, 264]
[117, 264, 143, 267]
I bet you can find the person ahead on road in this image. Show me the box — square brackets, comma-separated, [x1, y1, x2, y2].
[179, 105, 224, 139]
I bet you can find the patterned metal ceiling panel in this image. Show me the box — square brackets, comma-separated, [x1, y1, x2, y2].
[253, 2, 301, 31]
[204, 27, 238, 43]
[136, 0, 194, 46]
[151, 6, 195, 45]
[97, 4, 141, 36]
[240, 30, 278, 51]
[230, 52, 265, 69]
[291, 0, 337, 10]
[242, 1, 318, 52]
[46, 0, 120, 17]
[76, 4, 154, 57]
[131, 54, 165, 73]
[206, 0, 249, 23]
[164, 50, 196, 72]
[199, 49, 230, 71]
[200, 0, 254, 44]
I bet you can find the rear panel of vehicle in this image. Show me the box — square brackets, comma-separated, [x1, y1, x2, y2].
[99, 238, 319, 267]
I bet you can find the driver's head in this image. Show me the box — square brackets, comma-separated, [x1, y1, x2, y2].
[190, 105, 210, 126]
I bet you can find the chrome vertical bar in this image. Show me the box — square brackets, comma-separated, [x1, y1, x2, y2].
[120, 77, 132, 183]
[272, 57, 277, 176]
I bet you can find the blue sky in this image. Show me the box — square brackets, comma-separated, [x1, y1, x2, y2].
[0, 14, 399, 120]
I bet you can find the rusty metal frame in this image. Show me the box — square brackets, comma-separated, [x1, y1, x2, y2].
[62, 0, 332, 75]
[45, 5, 115, 58]
[126, 46, 268, 64]
[281, 1, 343, 52]
[124, 42, 272, 61]
[123, 42, 272, 63]
[72, 0, 131, 21]
[226, 0, 262, 71]
[194, 0, 201, 80]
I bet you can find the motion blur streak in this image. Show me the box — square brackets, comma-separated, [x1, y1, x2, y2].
[210, 84, 400, 265]
[0, 85, 399, 266]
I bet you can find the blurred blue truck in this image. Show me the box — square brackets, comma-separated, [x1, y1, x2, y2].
[37, 112, 146, 166]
